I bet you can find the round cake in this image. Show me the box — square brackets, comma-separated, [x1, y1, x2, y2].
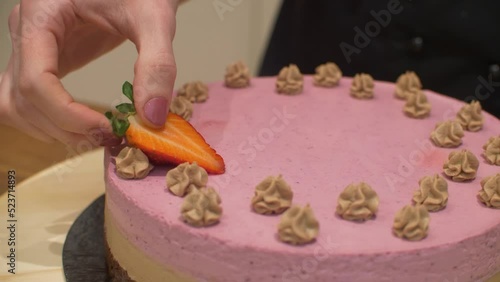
[104, 75, 500, 282]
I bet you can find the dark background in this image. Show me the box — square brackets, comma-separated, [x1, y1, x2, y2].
[260, 0, 500, 118]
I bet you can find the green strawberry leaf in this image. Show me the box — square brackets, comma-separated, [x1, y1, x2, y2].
[116, 103, 136, 114]
[122, 81, 134, 103]
[112, 118, 130, 137]
[105, 81, 136, 137]
[105, 111, 114, 120]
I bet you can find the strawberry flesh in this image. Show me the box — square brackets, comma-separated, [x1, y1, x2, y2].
[125, 113, 225, 174]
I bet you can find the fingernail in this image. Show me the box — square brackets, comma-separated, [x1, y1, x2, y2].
[144, 97, 168, 126]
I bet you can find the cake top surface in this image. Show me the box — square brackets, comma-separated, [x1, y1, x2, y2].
[107, 76, 500, 255]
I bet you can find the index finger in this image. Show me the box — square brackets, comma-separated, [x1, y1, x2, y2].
[17, 2, 113, 136]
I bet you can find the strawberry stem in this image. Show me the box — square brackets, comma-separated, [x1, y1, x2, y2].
[105, 81, 138, 137]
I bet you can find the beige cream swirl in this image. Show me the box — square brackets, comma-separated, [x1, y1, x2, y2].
[392, 205, 430, 241]
[443, 149, 479, 182]
[278, 204, 319, 245]
[336, 182, 379, 221]
[430, 120, 464, 148]
[313, 62, 342, 87]
[478, 174, 500, 208]
[395, 71, 422, 100]
[483, 136, 500, 165]
[181, 187, 222, 227]
[404, 89, 431, 118]
[251, 175, 293, 215]
[177, 81, 209, 103]
[412, 174, 448, 212]
[115, 147, 154, 179]
[276, 64, 304, 95]
[276, 64, 303, 95]
[350, 73, 374, 99]
[224, 61, 251, 88]
[166, 162, 208, 197]
[456, 101, 484, 132]
[169, 96, 193, 121]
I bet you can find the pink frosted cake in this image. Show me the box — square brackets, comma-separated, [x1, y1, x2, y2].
[104, 72, 500, 282]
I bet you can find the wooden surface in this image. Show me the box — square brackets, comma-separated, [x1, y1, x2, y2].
[0, 105, 107, 195]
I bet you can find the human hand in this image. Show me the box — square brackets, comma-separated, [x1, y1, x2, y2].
[0, 0, 179, 147]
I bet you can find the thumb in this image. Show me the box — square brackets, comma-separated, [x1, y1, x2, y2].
[132, 11, 177, 128]
[69, 0, 178, 128]
[133, 49, 176, 128]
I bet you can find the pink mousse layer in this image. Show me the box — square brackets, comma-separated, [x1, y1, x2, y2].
[105, 76, 500, 282]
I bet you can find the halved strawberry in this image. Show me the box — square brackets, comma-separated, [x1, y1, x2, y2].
[106, 81, 225, 174]
[126, 114, 225, 174]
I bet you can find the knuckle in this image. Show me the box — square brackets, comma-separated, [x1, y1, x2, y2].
[12, 95, 36, 125]
[149, 59, 177, 81]
[134, 55, 177, 94]
[137, 52, 177, 75]
[154, 61, 177, 77]
[17, 75, 36, 98]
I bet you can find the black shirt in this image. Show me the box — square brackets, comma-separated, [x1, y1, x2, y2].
[260, 0, 500, 118]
